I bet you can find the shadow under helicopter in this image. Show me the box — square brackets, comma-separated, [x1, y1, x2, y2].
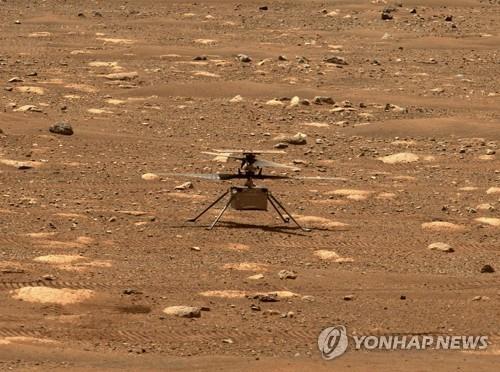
[171, 221, 340, 235]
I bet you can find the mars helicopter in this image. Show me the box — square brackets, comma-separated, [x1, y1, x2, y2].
[161, 149, 341, 231]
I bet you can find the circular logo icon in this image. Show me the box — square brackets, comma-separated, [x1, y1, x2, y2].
[318, 325, 348, 360]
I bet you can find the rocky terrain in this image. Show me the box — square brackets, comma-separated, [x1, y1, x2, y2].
[0, 0, 499, 370]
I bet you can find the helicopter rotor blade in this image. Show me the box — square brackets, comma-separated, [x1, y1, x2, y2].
[211, 149, 286, 155]
[291, 176, 348, 182]
[201, 151, 245, 160]
[254, 158, 299, 170]
[251, 174, 291, 180]
[157, 172, 244, 181]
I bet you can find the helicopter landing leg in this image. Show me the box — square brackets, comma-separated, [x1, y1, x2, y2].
[268, 196, 289, 223]
[187, 190, 229, 222]
[268, 193, 311, 232]
[207, 193, 234, 230]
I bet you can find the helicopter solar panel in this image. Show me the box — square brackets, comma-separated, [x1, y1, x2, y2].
[230, 187, 268, 211]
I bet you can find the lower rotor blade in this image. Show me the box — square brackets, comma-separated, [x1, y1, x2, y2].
[292, 176, 348, 181]
[252, 174, 291, 180]
[157, 172, 243, 181]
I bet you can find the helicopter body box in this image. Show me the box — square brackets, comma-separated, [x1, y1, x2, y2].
[230, 186, 268, 211]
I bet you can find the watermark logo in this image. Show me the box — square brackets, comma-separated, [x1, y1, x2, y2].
[317, 325, 349, 360]
[318, 325, 489, 360]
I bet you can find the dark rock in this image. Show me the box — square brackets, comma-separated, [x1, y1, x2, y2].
[445, 15, 453, 22]
[324, 56, 348, 65]
[248, 293, 279, 302]
[313, 96, 335, 105]
[480, 264, 495, 273]
[49, 122, 73, 136]
[237, 54, 252, 63]
[193, 55, 207, 61]
[259, 6, 268, 11]
[381, 12, 394, 20]
[278, 270, 297, 280]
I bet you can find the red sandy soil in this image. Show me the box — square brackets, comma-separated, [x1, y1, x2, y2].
[0, 0, 499, 370]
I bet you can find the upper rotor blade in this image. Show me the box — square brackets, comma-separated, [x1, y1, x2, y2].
[211, 149, 286, 155]
[201, 151, 245, 160]
[254, 158, 299, 170]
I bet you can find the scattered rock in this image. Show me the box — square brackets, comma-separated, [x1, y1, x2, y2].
[472, 295, 490, 301]
[476, 203, 495, 211]
[343, 294, 354, 301]
[266, 98, 285, 107]
[274, 132, 307, 145]
[428, 242, 454, 253]
[278, 270, 297, 280]
[103, 72, 138, 81]
[385, 103, 406, 113]
[381, 12, 393, 20]
[486, 187, 500, 195]
[141, 173, 160, 181]
[379, 153, 419, 164]
[175, 181, 193, 190]
[236, 54, 252, 63]
[193, 55, 207, 61]
[324, 56, 348, 65]
[313, 96, 334, 105]
[480, 264, 495, 273]
[163, 306, 201, 318]
[274, 142, 288, 149]
[302, 295, 315, 302]
[14, 105, 42, 113]
[8, 77, 23, 83]
[249, 293, 279, 302]
[229, 95, 243, 103]
[288, 96, 300, 108]
[49, 122, 73, 136]
[381, 7, 396, 20]
[247, 273, 264, 280]
[314, 250, 353, 262]
[475, 217, 500, 227]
